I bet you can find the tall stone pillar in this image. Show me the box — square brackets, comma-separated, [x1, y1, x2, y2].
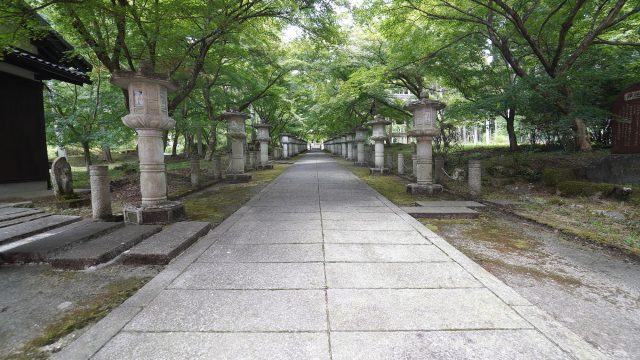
[355, 127, 366, 166]
[255, 123, 273, 169]
[222, 110, 252, 183]
[340, 136, 347, 159]
[367, 115, 391, 175]
[406, 92, 445, 195]
[469, 160, 482, 196]
[111, 68, 185, 224]
[281, 133, 290, 159]
[89, 165, 112, 220]
[397, 153, 404, 175]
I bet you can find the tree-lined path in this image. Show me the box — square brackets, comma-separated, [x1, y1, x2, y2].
[55, 152, 603, 360]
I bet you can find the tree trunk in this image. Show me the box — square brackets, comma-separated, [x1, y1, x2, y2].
[82, 141, 92, 173]
[205, 122, 219, 160]
[505, 108, 518, 152]
[172, 129, 179, 157]
[101, 145, 113, 162]
[574, 118, 592, 151]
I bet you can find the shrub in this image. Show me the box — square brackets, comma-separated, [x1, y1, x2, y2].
[557, 181, 618, 198]
[542, 168, 576, 188]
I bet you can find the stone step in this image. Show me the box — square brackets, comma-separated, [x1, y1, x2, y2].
[0, 208, 45, 222]
[401, 206, 479, 219]
[123, 221, 211, 265]
[0, 213, 51, 229]
[0, 201, 33, 209]
[415, 201, 486, 208]
[1, 220, 123, 263]
[50, 225, 162, 270]
[0, 207, 34, 216]
[0, 215, 82, 246]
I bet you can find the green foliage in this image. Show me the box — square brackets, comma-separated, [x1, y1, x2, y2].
[557, 181, 618, 198]
[542, 169, 577, 188]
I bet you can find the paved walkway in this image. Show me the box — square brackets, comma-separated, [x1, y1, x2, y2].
[56, 152, 605, 359]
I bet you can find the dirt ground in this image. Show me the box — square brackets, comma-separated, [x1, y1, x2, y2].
[425, 209, 640, 359]
[0, 264, 162, 358]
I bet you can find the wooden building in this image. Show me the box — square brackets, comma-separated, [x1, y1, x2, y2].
[0, 15, 91, 198]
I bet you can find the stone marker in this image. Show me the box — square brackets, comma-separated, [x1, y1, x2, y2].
[405, 90, 445, 195]
[398, 153, 404, 175]
[51, 157, 74, 197]
[212, 154, 222, 179]
[367, 115, 391, 175]
[111, 65, 184, 224]
[612, 82, 640, 154]
[190, 157, 200, 187]
[89, 165, 112, 220]
[469, 159, 482, 196]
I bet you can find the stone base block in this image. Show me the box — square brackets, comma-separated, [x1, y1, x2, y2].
[369, 167, 390, 175]
[406, 183, 444, 195]
[256, 164, 274, 170]
[224, 173, 252, 183]
[124, 201, 185, 225]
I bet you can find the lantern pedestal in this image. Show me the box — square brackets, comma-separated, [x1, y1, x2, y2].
[111, 68, 185, 224]
[254, 123, 273, 170]
[354, 127, 367, 166]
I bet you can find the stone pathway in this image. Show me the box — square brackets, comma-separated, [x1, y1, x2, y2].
[55, 152, 606, 360]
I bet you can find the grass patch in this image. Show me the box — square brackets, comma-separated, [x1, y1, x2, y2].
[334, 158, 452, 206]
[184, 164, 289, 224]
[5, 276, 151, 360]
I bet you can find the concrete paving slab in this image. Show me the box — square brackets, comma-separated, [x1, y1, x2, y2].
[93, 332, 330, 360]
[326, 262, 481, 289]
[227, 219, 322, 232]
[325, 244, 450, 262]
[323, 219, 415, 231]
[125, 289, 327, 331]
[331, 330, 570, 360]
[401, 206, 479, 219]
[123, 221, 211, 265]
[323, 230, 430, 244]
[0, 213, 50, 229]
[199, 244, 324, 263]
[0, 208, 44, 221]
[327, 288, 531, 330]
[243, 212, 321, 221]
[0, 207, 32, 216]
[416, 200, 486, 208]
[169, 263, 325, 289]
[245, 205, 320, 213]
[1, 219, 121, 263]
[215, 230, 323, 244]
[0, 215, 81, 245]
[321, 212, 403, 221]
[320, 206, 394, 213]
[49, 225, 161, 269]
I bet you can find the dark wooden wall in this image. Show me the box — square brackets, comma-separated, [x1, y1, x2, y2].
[0, 72, 49, 183]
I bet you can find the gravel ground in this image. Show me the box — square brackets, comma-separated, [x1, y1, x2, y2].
[0, 263, 162, 356]
[432, 210, 640, 359]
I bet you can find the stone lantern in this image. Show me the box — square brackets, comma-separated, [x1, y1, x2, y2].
[111, 67, 185, 224]
[367, 115, 391, 174]
[354, 127, 367, 166]
[281, 133, 290, 159]
[340, 135, 347, 159]
[345, 133, 353, 160]
[405, 91, 445, 194]
[222, 110, 252, 183]
[255, 122, 273, 169]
